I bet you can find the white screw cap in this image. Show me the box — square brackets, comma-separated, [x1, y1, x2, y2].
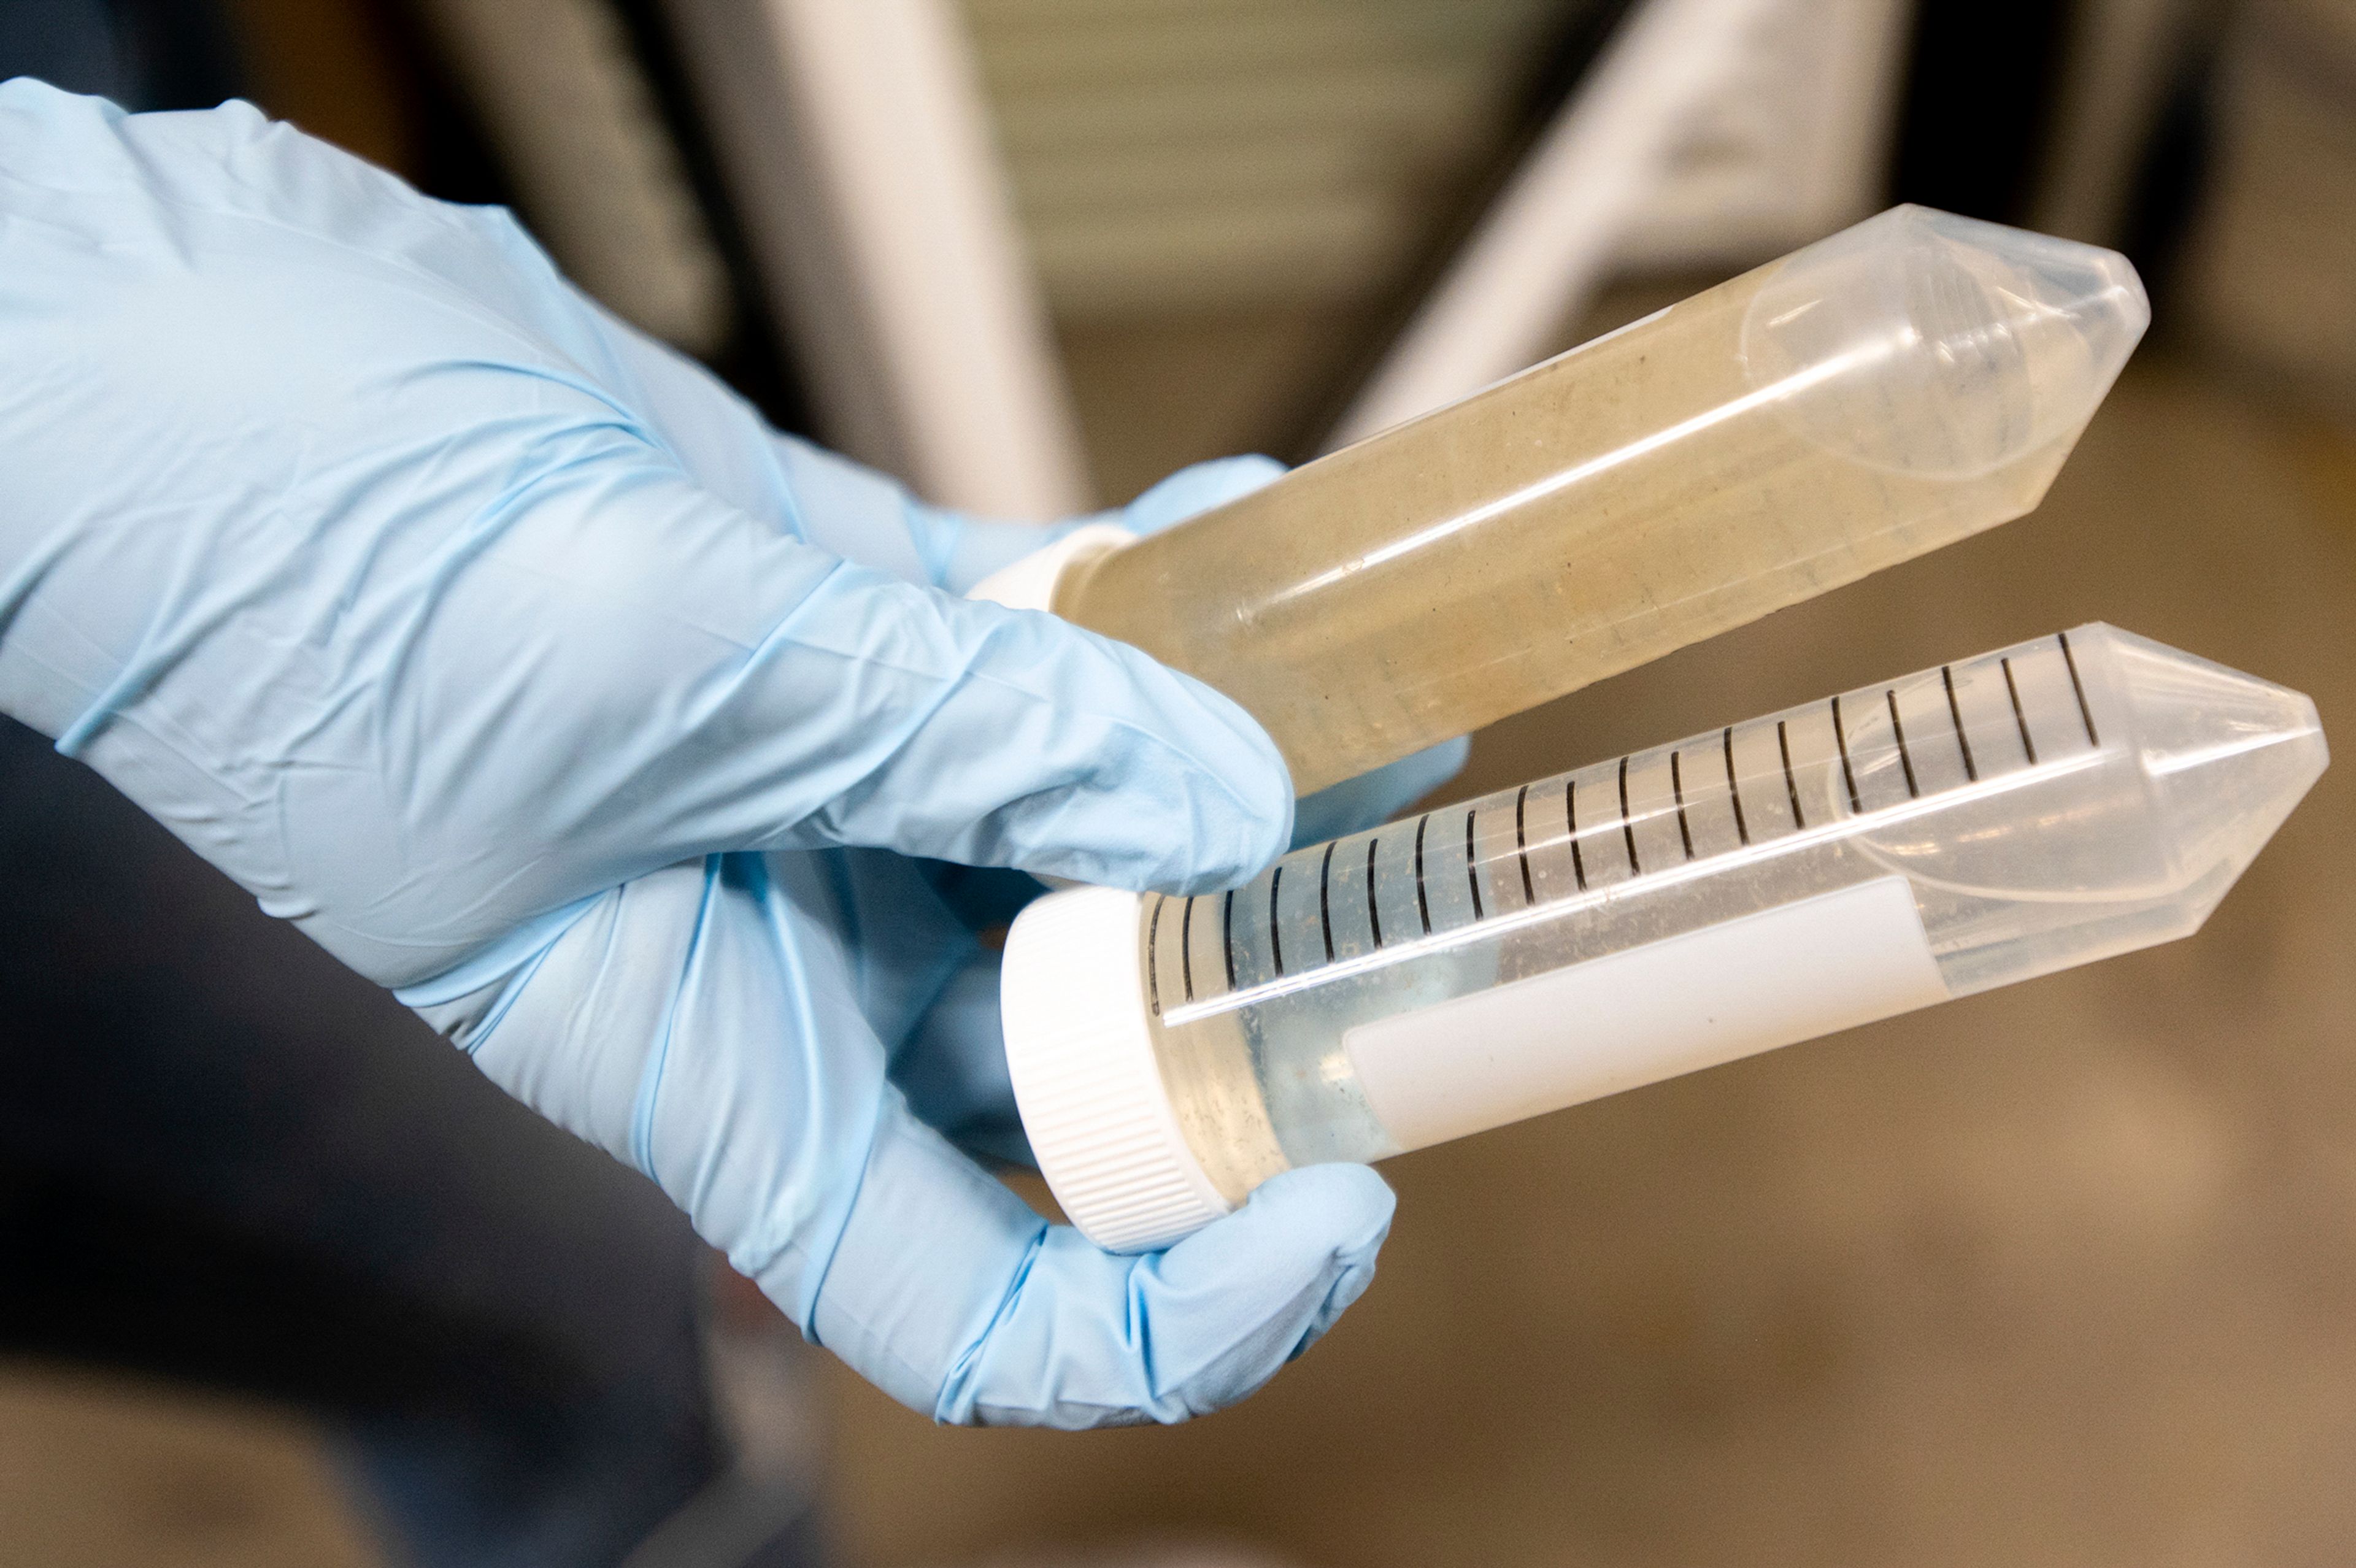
[964, 522, 1134, 612]
[998, 886, 1234, 1252]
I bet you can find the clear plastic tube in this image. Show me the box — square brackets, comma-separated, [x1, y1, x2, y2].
[1050, 207, 2150, 793]
[1002, 626, 2325, 1244]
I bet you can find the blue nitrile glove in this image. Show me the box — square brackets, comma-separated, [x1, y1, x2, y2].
[893, 455, 1466, 1164]
[982, 453, 1471, 850]
[0, 85, 1444, 1426]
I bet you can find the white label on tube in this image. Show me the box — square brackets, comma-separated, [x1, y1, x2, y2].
[1343, 877, 1946, 1152]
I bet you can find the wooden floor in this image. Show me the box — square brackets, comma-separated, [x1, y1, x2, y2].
[1, 361, 2349, 1567]
[0, 1366, 379, 1568]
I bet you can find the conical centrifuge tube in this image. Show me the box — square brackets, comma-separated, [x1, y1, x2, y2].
[973, 206, 2150, 794]
[999, 626, 2326, 1251]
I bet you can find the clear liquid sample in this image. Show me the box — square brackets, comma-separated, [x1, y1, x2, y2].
[1052, 207, 2151, 794]
[1120, 626, 2325, 1207]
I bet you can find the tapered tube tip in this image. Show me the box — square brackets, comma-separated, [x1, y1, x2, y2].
[2101, 626, 2329, 912]
[1743, 205, 2150, 479]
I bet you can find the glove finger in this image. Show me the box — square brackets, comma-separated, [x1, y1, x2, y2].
[887, 947, 1033, 1167]
[522, 277, 1072, 596]
[252, 463, 1291, 981]
[801, 1101, 1393, 1429]
[1291, 734, 1473, 849]
[915, 861, 1050, 933]
[931, 452, 1292, 596]
[1117, 453, 1286, 535]
[730, 561, 1290, 889]
[763, 431, 1066, 596]
[941, 1164, 1392, 1426]
[571, 312, 1268, 599]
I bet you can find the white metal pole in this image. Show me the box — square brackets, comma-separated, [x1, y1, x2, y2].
[666, 0, 1092, 517]
[1325, 0, 1782, 450]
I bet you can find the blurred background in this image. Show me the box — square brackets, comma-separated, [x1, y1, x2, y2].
[2, 1, 2353, 1564]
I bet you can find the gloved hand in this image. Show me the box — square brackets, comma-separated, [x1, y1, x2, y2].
[958, 454, 1470, 853]
[0, 85, 1460, 1425]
